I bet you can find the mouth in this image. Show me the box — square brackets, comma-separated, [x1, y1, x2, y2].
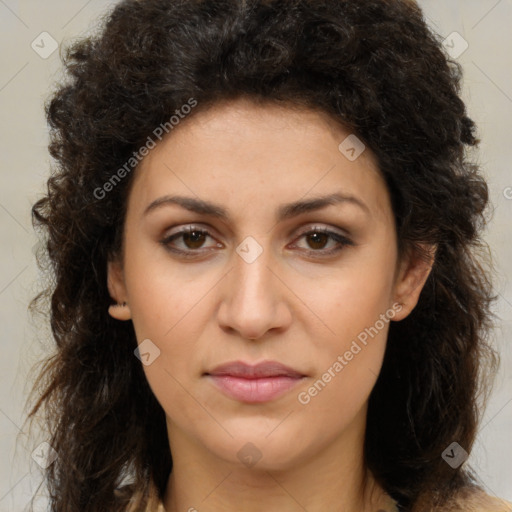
[204, 360, 307, 403]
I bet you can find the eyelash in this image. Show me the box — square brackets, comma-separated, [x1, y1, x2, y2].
[160, 225, 354, 259]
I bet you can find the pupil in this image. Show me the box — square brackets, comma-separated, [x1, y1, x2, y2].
[184, 230, 205, 249]
[308, 232, 327, 249]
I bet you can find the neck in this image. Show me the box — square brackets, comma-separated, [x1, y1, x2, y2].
[162, 409, 395, 512]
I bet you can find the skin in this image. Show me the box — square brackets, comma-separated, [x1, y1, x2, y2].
[107, 97, 436, 512]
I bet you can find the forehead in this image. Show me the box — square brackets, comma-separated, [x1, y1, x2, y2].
[128, 98, 392, 222]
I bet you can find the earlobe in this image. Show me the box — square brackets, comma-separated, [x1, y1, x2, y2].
[108, 302, 132, 321]
[107, 260, 132, 321]
[391, 243, 437, 321]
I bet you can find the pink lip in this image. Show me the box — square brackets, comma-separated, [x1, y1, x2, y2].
[205, 360, 306, 403]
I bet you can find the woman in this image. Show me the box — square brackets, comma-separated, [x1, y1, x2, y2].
[26, 0, 512, 511]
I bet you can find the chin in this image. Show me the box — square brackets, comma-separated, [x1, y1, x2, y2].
[202, 425, 312, 472]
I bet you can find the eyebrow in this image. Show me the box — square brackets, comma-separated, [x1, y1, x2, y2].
[143, 192, 370, 221]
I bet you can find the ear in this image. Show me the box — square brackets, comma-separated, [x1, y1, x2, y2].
[391, 243, 437, 321]
[107, 258, 132, 321]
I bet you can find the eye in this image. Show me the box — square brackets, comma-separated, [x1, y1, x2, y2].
[291, 226, 354, 257]
[160, 226, 222, 257]
[160, 224, 354, 259]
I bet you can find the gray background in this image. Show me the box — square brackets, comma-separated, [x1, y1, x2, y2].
[0, 1, 511, 510]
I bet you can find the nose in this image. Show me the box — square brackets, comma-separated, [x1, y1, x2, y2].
[216, 240, 292, 340]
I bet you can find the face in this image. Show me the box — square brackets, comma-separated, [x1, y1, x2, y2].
[108, 98, 434, 472]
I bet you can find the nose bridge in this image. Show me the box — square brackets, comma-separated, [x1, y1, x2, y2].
[232, 235, 275, 306]
[217, 234, 287, 339]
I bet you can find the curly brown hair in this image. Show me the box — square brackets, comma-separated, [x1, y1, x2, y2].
[25, 0, 499, 511]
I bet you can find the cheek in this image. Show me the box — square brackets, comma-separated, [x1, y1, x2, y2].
[293, 282, 392, 439]
[295, 252, 396, 351]
[125, 264, 212, 427]
[127, 275, 211, 382]
[291, 248, 396, 408]
[297, 294, 390, 410]
[123, 238, 214, 340]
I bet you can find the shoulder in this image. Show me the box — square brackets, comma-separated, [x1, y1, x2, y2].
[447, 487, 512, 512]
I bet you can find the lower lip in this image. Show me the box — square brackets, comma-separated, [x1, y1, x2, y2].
[206, 375, 304, 403]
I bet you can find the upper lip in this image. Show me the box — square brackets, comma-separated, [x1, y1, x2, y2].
[205, 360, 306, 379]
